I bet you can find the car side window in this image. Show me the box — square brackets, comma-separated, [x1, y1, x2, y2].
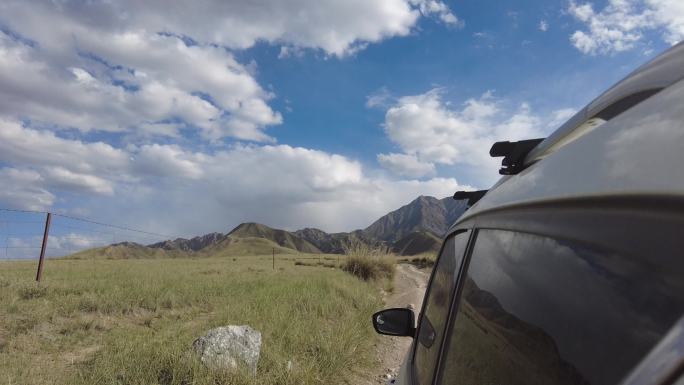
[413, 231, 469, 385]
[438, 229, 684, 385]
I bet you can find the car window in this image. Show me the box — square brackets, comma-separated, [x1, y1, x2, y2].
[413, 231, 469, 385]
[438, 229, 684, 385]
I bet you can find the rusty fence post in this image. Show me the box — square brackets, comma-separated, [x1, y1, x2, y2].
[36, 212, 52, 283]
[272, 248, 275, 270]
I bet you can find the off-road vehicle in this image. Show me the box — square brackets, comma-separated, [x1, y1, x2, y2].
[373, 41, 684, 385]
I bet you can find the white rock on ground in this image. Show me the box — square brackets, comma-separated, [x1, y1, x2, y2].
[192, 325, 262, 375]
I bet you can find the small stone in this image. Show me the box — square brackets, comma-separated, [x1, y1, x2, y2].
[286, 360, 293, 371]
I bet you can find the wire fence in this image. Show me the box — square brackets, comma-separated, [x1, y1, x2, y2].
[0, 208, 350, 282]
[0, 208, 175, 262]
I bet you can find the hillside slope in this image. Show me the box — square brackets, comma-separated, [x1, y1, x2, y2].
[391, 231, 442, 256]
[67, 242, 189, 259]
[228, 222, 321, 253]
[363, 196, 467, 242]
[199, 236, 299, 256]
[149, 232, 225, 251]
[72, 195, 470, 259]
[294, 228, 377, 254]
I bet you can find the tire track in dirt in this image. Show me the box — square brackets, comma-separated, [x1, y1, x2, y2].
[359, 264, 430, 384]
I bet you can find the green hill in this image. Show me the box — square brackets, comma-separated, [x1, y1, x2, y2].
[227, 222, 321, 253]
[66, 242, 189, 259]
[199, 236, 299, 257]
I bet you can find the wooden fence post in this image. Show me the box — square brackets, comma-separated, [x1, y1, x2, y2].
[35, 212, 51, 283]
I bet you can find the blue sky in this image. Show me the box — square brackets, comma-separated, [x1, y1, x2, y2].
[245, 0, 664, 162]
[0, 0, 682, 248]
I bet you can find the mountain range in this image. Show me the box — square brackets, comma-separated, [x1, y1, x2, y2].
[74, 195, 468, 259]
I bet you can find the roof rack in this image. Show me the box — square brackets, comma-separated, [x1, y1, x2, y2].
[490, 138, 544, 175]
[453, 190, 488, 206]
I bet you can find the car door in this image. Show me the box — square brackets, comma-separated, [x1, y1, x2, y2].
[411, 229, 471, 385]
[434, 229, 684, 385]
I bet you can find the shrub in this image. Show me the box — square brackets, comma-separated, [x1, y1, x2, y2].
[342, 256, 395, 281]
[341, 239, 395, 281]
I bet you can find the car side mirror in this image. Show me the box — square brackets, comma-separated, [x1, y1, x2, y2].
[372, 308, 416, 337]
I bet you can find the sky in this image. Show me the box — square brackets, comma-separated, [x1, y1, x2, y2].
[0, 0, 683, 245]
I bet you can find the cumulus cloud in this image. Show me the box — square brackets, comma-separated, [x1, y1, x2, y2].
[0, 29, 281, 141]
[1, 0, 458, 58]
[0, 0, 460, 142]
[0, 118, 467, 234]
[43, 167, 115, 196]
[378, 89, 573, 185]
[0, 118, 129, 177]
[377, 153, 437, 178]
[568, 0, 684, 55]
[0, 168, 55, 211]
[0, 119, 208, 197]
[411, 0, 461, 26]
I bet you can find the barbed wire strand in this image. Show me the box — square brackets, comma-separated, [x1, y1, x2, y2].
[0, 208, 180, 239]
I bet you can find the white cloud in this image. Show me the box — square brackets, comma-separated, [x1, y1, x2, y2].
[0, 118, 468, 234]
[648, 0, 684, 44]
[43, 167, 115, 196]
[0, 119, 204, 195]
[1, 0, 458, 58]
[133, 144, 205, 180]
[568, 0, 684, 55]
[0, 168, 55, 211]
[377, 153, 436, 178]
[540, 20, 549, 32]
[379, 89, 573, 185]
[411, 0, 462, 26]
[366, 87, 394, 108]
[0, 29, 281, 141]
[0, 0, 460, 141]
[0, 118, 129, 177]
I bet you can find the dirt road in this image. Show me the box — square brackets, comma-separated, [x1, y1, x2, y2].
[360, 264, 430, 384]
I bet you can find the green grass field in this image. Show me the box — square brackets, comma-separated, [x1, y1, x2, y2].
[0, 255, 383, 385]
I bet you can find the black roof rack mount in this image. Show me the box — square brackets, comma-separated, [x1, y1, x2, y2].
[490, 138, 545, 175]
[453, 190, 488, 206]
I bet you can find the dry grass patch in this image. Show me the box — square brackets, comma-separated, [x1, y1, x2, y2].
[0, 255, 382, 385]
[341, 240, 396, 281]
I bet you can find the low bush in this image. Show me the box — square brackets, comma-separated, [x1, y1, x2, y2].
[341, 239, 395, 281]
[342, 256, 395, 281]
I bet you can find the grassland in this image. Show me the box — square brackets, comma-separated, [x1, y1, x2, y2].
[0, 254, 383, 385]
